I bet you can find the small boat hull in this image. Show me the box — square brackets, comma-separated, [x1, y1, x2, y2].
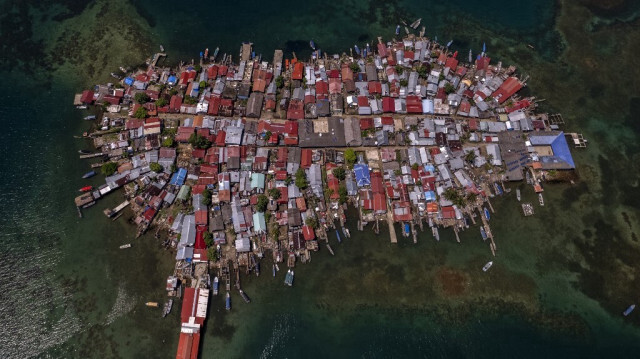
[623, 304, 635, 316]
[482, 261, 493, 272]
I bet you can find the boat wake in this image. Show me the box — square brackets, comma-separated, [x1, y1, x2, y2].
[103, 284, 137, 325]
[259, 314, 295, 359]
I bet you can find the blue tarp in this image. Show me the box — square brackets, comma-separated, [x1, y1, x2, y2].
[424, 191, 436, 202]
[124, 77, 134, 86]
[353, 164, 371, 187]
[167, 75, 177, 85]
[424, 164, 435, 173]
[169, 168, 187, 186]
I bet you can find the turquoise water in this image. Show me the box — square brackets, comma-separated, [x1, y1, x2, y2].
[2, 0, 640, 357]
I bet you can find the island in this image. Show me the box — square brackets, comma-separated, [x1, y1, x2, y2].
[73, 26, 583, 359]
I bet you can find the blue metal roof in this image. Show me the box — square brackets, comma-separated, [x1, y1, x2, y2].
[530, 132, 575, 169]
[169, 168, 187, 186]
[353, 164, 371, 187]
[124, 77, 134, 86]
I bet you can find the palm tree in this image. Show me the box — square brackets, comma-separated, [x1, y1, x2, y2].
[465, 150, 477, 164]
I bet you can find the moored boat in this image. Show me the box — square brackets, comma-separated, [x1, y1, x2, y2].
[272, 264, 276, 277]
[79, 186, 93, 192]
[84, 115, 96, 121]
[539, 193, 544, 206]
[225, 292, 231, 310]
[145, 302, 158, 307]
[284, 270, 294, 287]
[483, 261, 493, 272]
[396, 25, 400, 35]
[483, 207, 491, 220]
[213, 276, 219, 295]
[119, 243, 131, 249]
[239, 289, 251, 303]
[309, 40, 316, 50]
[480, 227, 487, 241]
[82, 170, 96, 179]
[410, 18, 421, 29]
[336, 229, 342, 243]
[623, 304, 636, 316]
[516, 188, 521, 201]
[213, 47, 219, 60]
[162, 299, 173, 318]
[353, 44, 360, 56]
[255, 261, 260, 277]
[432, 226, 440, 241]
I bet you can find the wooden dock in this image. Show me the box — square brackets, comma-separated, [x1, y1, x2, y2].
[79, 152, 104, 159]
[386, 211, 397, 243]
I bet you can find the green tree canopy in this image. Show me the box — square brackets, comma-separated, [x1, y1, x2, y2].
[184, 96, 198, 105]
[332, 167, 346, 181]
[256, 194, 269, 212]
[349, 62, 360, 73]
[203, 232, 213, 247]
[344, 149, 356, 167]
[269, 187, 281, 199]
[149, 162, 163, 173]
[201, 188, 212, 206]
[399, 79, 408, 87]
[101, 162, 118, 176]
[295, 168, 308, 189]
[275, 76, 284, 88]
[162, 137, 174, 147]
[188, 133, 211, 149]
[155, 97, 168, 107]
[305, 216, 318, 229]
[394, 65, 404, 75]
[199, 81, 207, 89]
[134, 106, 148, 119]
[338, 185, 348, 204]
[134, 92, 150, 104]
[444, 83, 456, 94]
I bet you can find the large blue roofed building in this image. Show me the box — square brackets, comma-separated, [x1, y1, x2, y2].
[353, 163, 371, 187]
[529, 131, 575, 170]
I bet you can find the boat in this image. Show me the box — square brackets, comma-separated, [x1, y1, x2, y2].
[403, 223, 410, 237]
[225, 292, 231, 310]
[83, 115, 96, 121]
[410, 18, 421, 29]
[480, 227, 487, 241]
[344, 228, 351, 238]
[482, 261, 493, 272]
[162, 299, 173, 318]
[395, 25, 400, 35]
[494, 183, 503, 195]
[623, 304, 636, 316]
[366, 43, 371, 53]
[516, 188, 521, 201]
[432, 226, 440, 241]
[145, 302, 159, 307]
[483, 207, 491, 220]
[110, 72, 121, 79]
[468, 49, 473, 63]
[213, 277, 219, 295]
[326, 243, 335, 256]
[527, 44, 535, 49]
[119, 66, 127, 73]
[284, 270, 294, 287]
[119, 243, 131, 249]
[213, 47, 219, 60]
[272, 264, 276, 277]
[275, 263, 280, 271]
[79, 186, 93, 192]
[82, 170, 96, 179]
[353, 44, 360, 56]
[76, 105, 87, 109]
[446, 40, 453, 48]
[342, 227, 348, 239]
[255, 261, 260, 277]
[309, 40, 316, 50]
[204, 48, 209, 58]
[335, 229, 342, 243]
[539, 193, 544, 206]
[239, 289, 251, 303]
[159, 44, 164, 52]
[78, 149, 92, 154]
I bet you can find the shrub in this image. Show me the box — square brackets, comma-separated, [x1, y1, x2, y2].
[101, 162, 118, 176]
[149, 162, 163, 173]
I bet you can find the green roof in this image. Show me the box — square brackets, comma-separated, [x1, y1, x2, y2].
[253, 212, 266, 233]
[177, 185, 191, 201]
[250, 173, 265, 189]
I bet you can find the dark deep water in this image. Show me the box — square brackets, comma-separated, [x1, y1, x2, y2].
[2, 0, 640, 357]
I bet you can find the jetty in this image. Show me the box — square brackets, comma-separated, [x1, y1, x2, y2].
[103, 200, 129, 218]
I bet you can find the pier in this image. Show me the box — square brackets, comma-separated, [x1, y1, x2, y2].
[386, 210, 397, 244]
[103, 200, 129, 218]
